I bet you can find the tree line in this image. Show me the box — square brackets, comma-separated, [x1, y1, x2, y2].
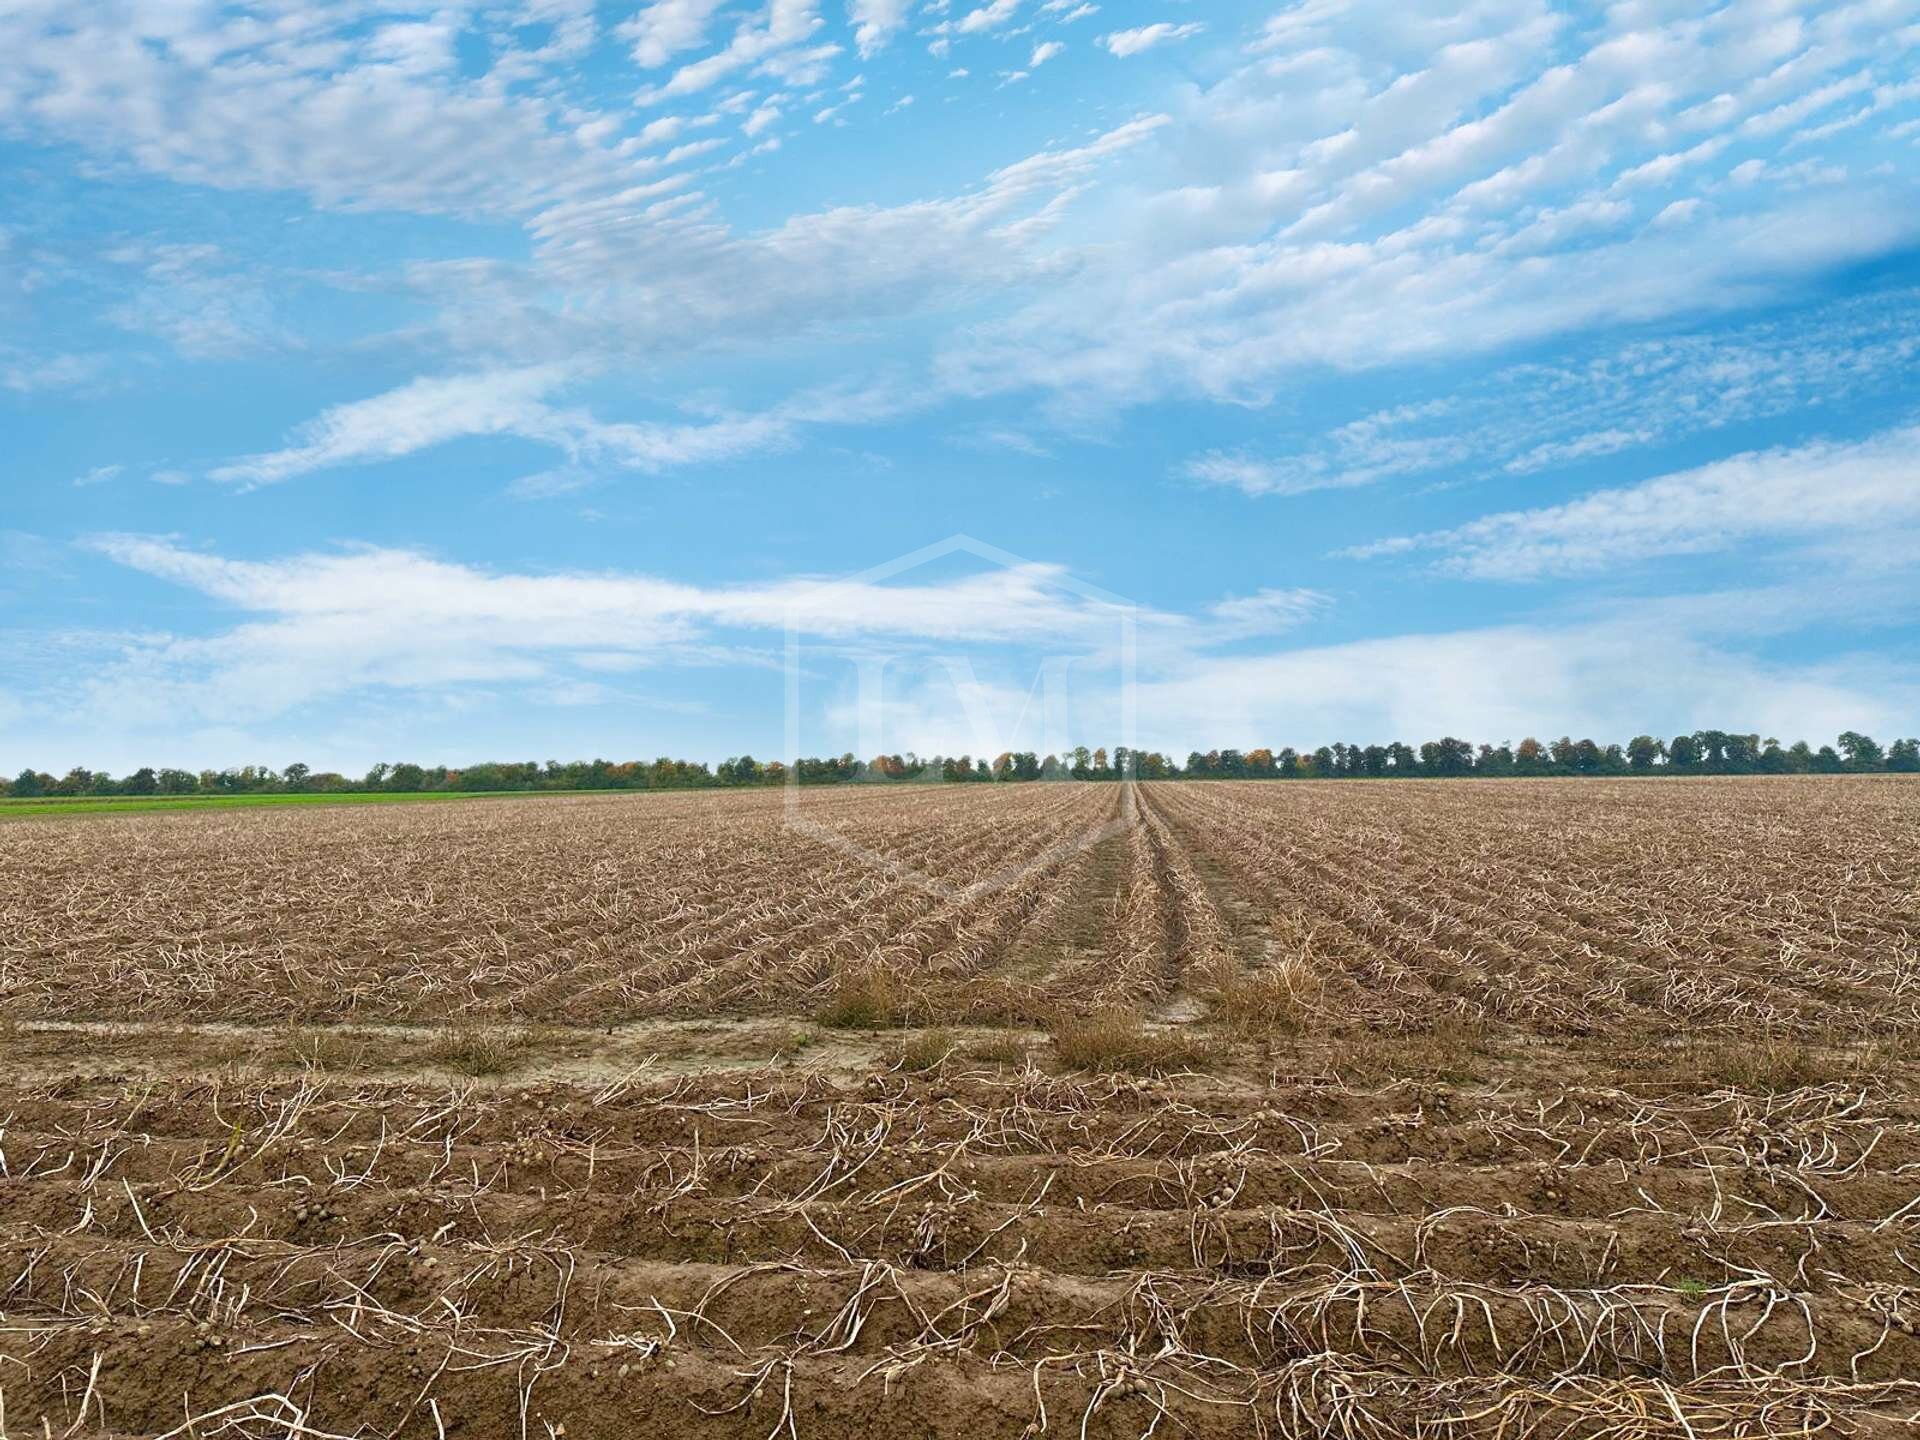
[5, 729, 1916, 800]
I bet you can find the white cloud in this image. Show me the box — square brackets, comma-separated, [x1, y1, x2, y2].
[1651, 197, 1703, 227]
[1205, 588, 1331, 637]
[0, 349, 107, 393]
[205, 368, 806, 488]
[3, 0, 1917, 539]
[634, 116, 687, 147]
[1184, 451, 1363, 498]
[1179, 289, 1920, 500]
[1030, 41, 1064, 67]
[0, 2, 638, 221]
[620, 0, 729, 66]
[364, 19, 457, 74]
[1129, 619, 1919, 755]
[957, 0, 1021, 35]
[1501, 428, 1651, 474]
[1099, 22, 1201, 57]
[13, 533, 1913, 767]
[1347, 425, 1920, 580]
[849, 0, 910, 57]
[938, 3, 1920, 418]
[646, 0, 826, 99]
[1182, 401, 1470, 497]
[208, 368, 576, 487]
[662, 136, 727, 163]
[102, 242, 287, 359]
[86, 536, 1142, 643]
[52, 536, 1171, 741]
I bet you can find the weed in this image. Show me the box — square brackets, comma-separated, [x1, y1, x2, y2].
[1211, 967, 1323, 1039]
[425, 1023, 528, 1076]
[278, 1026, 371, 1073]
[815, 969, 905, 1030]
[1639, 1034, 1898, 1092]
[1049, 1011, 1219, 1076]
[965, 1032, 1033, 1065]
[885, 1029, 959, 1073]
[769, 1027, 818, 1063]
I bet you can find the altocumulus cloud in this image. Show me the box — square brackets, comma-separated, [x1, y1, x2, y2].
[1344, 425, 1920, 580]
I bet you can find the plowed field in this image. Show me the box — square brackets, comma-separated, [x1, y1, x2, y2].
[2, 778, 1916, 1438]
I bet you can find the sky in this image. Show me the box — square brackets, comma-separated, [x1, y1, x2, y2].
[3, 0, 1920, 774]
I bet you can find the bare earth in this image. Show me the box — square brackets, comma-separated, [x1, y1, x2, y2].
[1, 778, 1917, 1438]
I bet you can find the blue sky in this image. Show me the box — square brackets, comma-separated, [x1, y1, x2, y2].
[4, 0, 1920, 773]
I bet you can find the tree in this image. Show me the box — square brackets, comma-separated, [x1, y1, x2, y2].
[124, 766, 158, 795]
[1667, 735, 1700, 770]
[1515, 737, 1546, 774]
[1627, 735, 1664, 770]
[1694, 729, 1731, 768]
[283, 762, 312, 791]
[12, 768, 44, 797]
[386, 762, 427, 792]
[1887, 738, 1920, 772]
[1836, 731, 1884, 771]
[1420, 736, 1474, 775]
[717, 755, 763, 785]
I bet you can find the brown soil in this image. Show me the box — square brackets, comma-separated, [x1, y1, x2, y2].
[1, 778, 1917, 1436]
